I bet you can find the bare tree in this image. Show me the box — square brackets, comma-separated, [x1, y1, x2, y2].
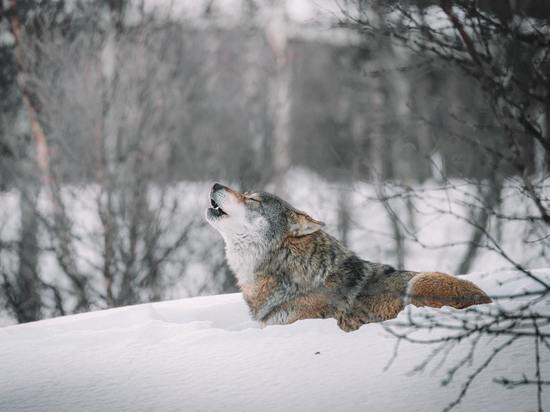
[340, 1, 550, 409]
[264, 0, 292, 195]
[0, 1, 238, 320]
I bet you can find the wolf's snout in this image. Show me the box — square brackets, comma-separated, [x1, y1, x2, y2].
[212, 183, 225, 192]
[207, 183, 232, 219]
[211, 183, 244, 203]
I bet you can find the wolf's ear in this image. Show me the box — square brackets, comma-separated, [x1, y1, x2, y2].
[288, 211, 324, 237]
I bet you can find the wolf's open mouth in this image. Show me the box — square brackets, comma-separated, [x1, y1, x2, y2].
[210, 198, 228, 216]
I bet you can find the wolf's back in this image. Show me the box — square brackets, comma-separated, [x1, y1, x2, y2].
[336, 268, 491, 331]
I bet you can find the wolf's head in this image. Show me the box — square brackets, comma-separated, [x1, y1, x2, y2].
[205, 183, 324, 249]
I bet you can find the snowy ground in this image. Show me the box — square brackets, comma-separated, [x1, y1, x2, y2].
[1, 269, 549, 411]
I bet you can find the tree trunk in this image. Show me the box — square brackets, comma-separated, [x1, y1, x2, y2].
[14, 182, 42, 322]
[457, 179, 502, 274]
[337, 186, 351, 247]
[9, 0, 52, 188]
[265, 0, 291, 195]
[10, 0, 89, 313]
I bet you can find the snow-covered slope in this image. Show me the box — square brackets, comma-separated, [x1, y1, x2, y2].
[1, 269, 549, 412]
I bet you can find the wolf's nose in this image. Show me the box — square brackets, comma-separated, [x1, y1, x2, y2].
[212, 183, 224, 192]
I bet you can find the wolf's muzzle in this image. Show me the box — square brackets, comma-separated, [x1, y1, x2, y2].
[211, 183, 244, 203]
[208, 183, 230, 217]
[212, 183, 225, 193]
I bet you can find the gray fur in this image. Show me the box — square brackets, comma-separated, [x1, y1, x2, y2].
[205, 184, 408, 328]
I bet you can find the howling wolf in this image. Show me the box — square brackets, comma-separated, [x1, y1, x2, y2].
[205, 183, 491, 332]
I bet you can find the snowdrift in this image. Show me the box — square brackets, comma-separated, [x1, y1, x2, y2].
[1, 269, 549, 412]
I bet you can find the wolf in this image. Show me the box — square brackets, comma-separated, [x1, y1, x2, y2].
[205, 183, 491, 332]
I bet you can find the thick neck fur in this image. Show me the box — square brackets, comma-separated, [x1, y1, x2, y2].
[226, 230, 352, 286]
[260, 231, 354, 288]
[223, 231, 271, 286]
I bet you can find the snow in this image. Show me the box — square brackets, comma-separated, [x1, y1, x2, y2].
[1, 269, 549, 411]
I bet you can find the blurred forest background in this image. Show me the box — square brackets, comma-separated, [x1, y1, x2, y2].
[0, 0, 549, 325]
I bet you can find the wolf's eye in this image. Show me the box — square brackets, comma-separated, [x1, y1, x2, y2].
[246, 196, 261, 206]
